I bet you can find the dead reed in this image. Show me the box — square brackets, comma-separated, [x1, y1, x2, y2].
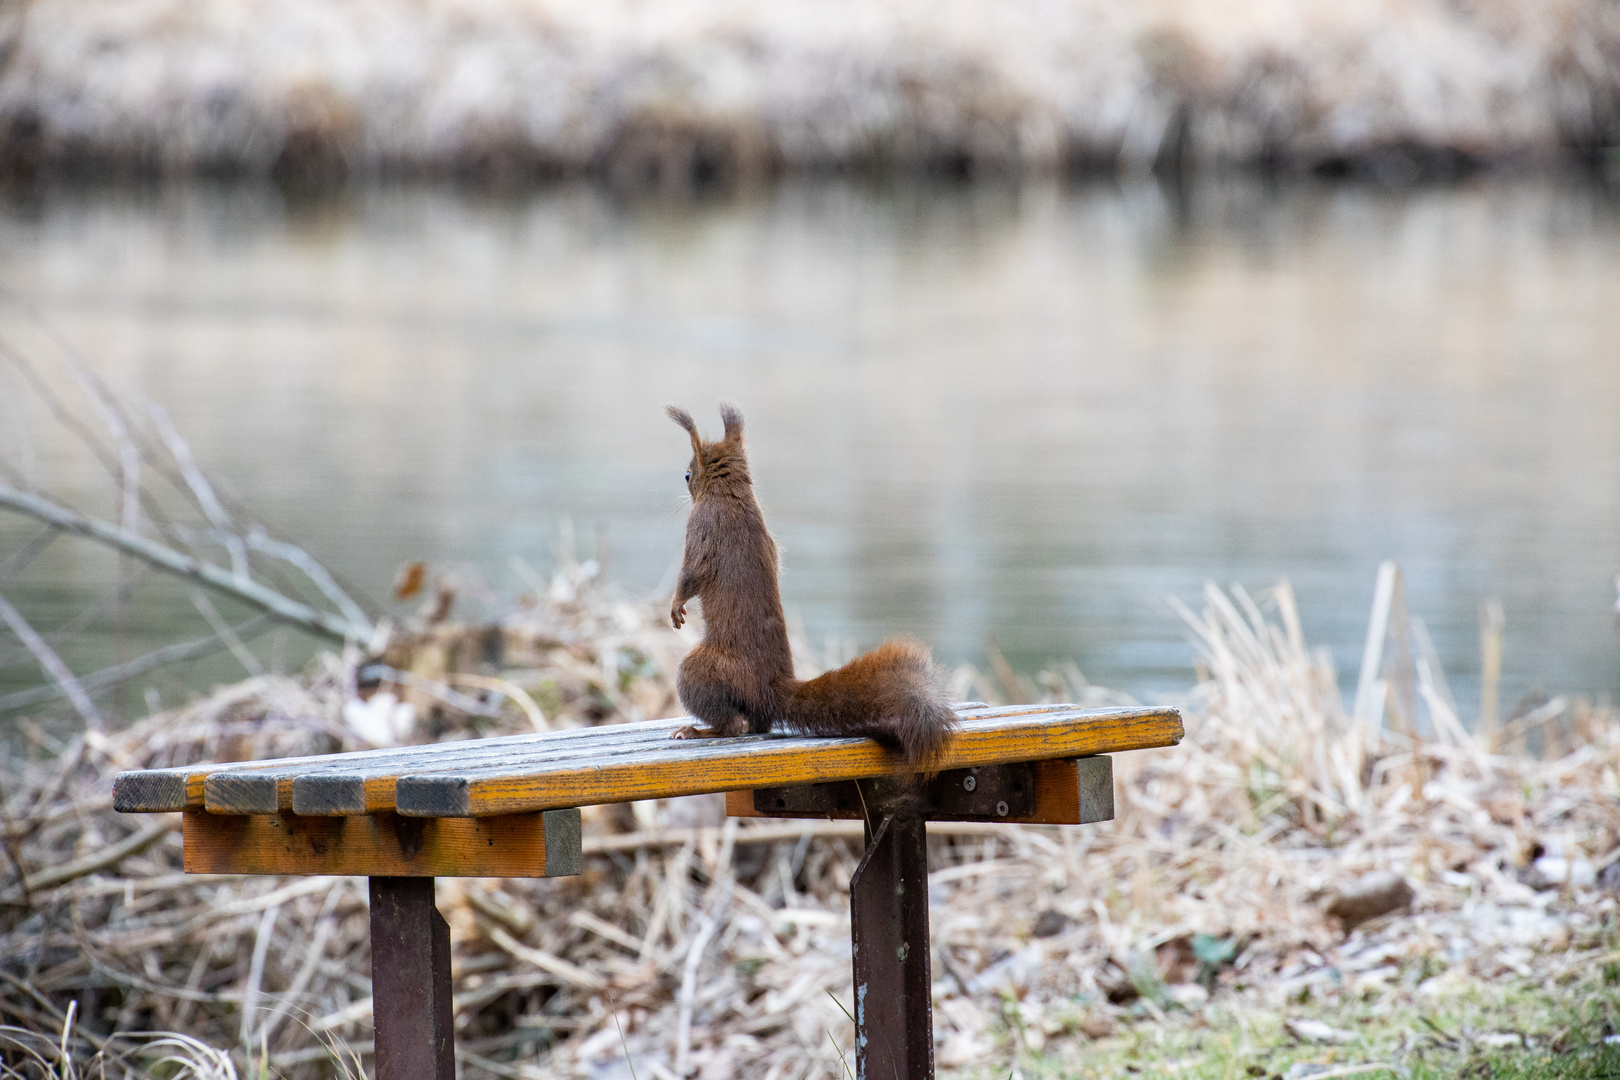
[0, 562, 1614, 1079]
[2, 0, 1618, 184]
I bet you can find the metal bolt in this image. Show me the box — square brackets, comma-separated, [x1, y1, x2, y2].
[995, 800, 1009, 816]
[963, 775, 977, 792]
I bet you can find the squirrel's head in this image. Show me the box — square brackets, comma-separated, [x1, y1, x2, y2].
[666, 402, 750, 500]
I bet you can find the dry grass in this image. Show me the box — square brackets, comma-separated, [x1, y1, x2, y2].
[0, 1014, 241, 1079]
[0, 560, 1614, 1078]
[2, 0, 1618, 183]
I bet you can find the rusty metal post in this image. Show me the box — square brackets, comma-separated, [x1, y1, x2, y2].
[369, 876, 455, 1080]
[850, 813, 933, 1080]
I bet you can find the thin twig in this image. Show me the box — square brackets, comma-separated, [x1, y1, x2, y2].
[245, 528, 374, 642]
[0, 567, 152, 669]
[674, 879, 732, 1076]
[0, 587, 101, 728]
[238, 902, 281, 1050]
[0, 615, 272, 716]
[145, 399, 248, 580]
[253, 884, 344, 1049]
[485, 926, 607, 991]
[191, 592, 265, 677]
[446, 671, 546, 729]
[0, 526, 56, 581]
[0, 820, 172, 905]
[366, 664, 513, 719]
[54, 349, 141, 535]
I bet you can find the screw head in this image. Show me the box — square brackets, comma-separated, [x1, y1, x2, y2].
[996, 800, 1009, 816]
[963, 775, 977, 792]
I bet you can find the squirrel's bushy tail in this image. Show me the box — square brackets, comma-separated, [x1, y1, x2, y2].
[782, 638, 958, 770]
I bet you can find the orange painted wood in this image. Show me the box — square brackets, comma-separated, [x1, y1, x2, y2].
[113, 703, 1094, 814]
[206, 723, 684, 815]
[180, 808, 582, 877]
[418, 707, 1181, 817]
[114, 716, 688, 813]
[118, 705, 1180, 820]
[723, 758, 1084, 824]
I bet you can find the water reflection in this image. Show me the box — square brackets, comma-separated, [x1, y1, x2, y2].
[0, 177, 1617, 715]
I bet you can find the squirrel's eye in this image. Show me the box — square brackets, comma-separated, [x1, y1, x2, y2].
[684, 471, 692, 483]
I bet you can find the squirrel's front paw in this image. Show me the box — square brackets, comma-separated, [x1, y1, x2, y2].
[671, 725, 704, 740]
[671, 601, 686, 629]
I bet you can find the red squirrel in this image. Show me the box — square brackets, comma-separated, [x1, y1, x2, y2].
[665, 403, 958, 768]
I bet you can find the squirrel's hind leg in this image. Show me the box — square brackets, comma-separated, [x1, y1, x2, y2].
[673, 647, 753, 740]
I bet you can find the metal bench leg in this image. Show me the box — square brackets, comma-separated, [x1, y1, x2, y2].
[370, 876, 455, 1080]
[851, 814, 933, 1080]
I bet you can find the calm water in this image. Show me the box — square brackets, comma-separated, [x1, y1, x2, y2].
[0, 178, 1617, 719]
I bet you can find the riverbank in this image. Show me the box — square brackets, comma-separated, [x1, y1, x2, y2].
[1, 563, 1615, 1078]
[2, 0, 1618, 186]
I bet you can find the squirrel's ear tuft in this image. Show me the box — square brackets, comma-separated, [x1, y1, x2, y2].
[718, 402, 744, 444]
[665, 405, 697, 435]
[667, 405, 703, 456]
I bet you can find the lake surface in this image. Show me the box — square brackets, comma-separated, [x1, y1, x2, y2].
[1, 178, 1617, 719]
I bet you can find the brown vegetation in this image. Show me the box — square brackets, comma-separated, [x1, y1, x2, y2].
[0, 560, 1614, 1078]
[1, 0, 1619, 185]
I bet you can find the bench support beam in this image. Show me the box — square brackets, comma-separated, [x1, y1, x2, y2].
[851, 814, 933, 1080]
[370, 877, 455, 1080]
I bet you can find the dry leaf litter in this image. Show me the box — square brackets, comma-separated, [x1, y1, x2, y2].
[0, 561, 1616, 1078]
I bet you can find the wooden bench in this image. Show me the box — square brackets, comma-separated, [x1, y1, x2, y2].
[114, 702, 1183, 1080]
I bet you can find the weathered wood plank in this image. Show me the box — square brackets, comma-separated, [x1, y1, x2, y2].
[115, 712, 690, 806]
[116, 702, 1026, 813]
[225, 707, 1034, 815]
[282, 719, 695, 815]
[181, 808, 583, 877]
[398, 707, 1182, 816]
[207, 724, 684, 815]
[383, 704, 1096, 795]
[111, 770, 189, 814]
[174, 718, 686, 809]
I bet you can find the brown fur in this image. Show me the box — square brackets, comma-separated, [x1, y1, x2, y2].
[665, 403, 958, 769]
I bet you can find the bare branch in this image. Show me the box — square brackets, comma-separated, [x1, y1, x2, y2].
[0, 588, 101, 728]
[0, 485, 362, 642]
[189, 592, 264, 677]
[4, 326, 380, 627]
[0, 615, 272, 716]
[245, 527, 374, 641]
[0, 526, 56, 581]
[0, 573, 139, 668]
[0, 342, 143, 521]
[7, 567, 151, 657]
[0, 820, 172, 906]
[145, 401, 248, 578]
[365, 663, 508, 719]
[54, 350, 141, 533]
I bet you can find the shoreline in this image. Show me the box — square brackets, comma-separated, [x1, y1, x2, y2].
[2, 0, 1618, 187]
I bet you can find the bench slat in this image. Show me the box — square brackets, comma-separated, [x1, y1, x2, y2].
[207, 724, 687, 815]
[112, 714, 684, 813]
[291, 704, 1117, 817]
[285, 723, 690, 815]
[397, 707, 1182, 816]
[114, 702, 1059, 813]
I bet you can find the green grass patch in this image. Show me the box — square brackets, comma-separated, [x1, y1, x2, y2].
[949, 967, 1620, 1080]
